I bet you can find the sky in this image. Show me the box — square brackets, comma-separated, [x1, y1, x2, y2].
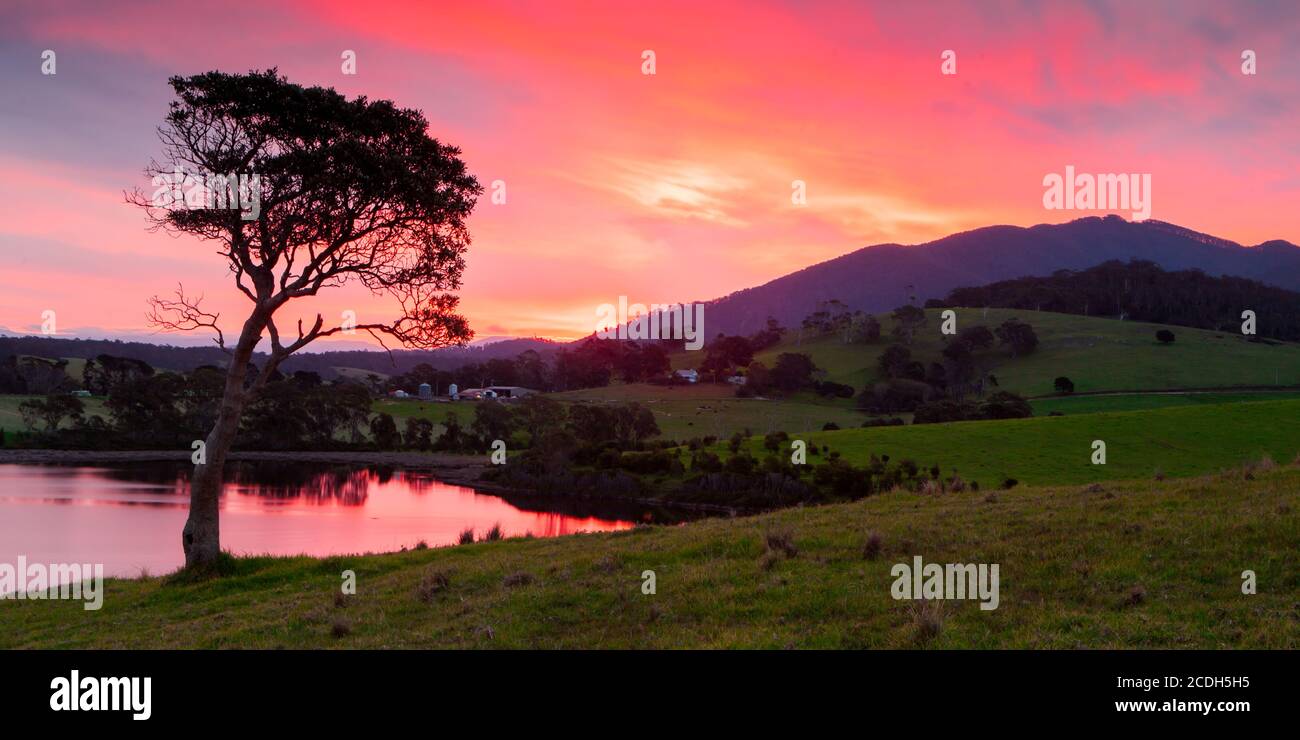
[1, 0, 1297, 348]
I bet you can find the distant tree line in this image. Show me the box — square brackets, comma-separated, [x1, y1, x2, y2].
[935, 259, 1300, 341]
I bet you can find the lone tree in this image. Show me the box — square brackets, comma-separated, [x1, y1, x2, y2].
[1053, 376, 1075, 394]
[1156, 329, 1176, 344]
[131, 70, 480, 569]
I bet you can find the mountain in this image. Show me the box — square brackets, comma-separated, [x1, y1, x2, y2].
[698, 216, 1300, 337]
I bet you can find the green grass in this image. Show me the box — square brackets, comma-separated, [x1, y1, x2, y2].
[551, 383, 863, 439]
[0, 394, 109, 431]
[1030, 390, 1300, 416]
[4, 466, 1295, 648]
[374, 398, 464, 430]
[746, 309, 1300, 397]
[727, 399, 1300, 490]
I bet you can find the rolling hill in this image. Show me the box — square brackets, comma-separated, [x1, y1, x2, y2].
[727, 398, 1300, 490]
[747, 308, 1300, 397]
[6, 466, 1296, 648]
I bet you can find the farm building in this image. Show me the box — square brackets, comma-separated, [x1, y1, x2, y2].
[485, 386, 537, 398]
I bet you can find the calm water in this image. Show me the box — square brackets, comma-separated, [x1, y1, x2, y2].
[0, 462, 659, 578]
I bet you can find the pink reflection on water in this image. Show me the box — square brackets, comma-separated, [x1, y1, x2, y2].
[0, 464, 635, 578]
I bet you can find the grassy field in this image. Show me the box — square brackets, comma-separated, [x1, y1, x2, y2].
[552, 383, 863, 439]
[373, 398, 464, 430]
[4, 466, 1295, 648]
[1030, 390, 1300, 416]
[727, 399, 1300, 490]
[0, 394, 109, 432]
[746, 309, 1300, 397]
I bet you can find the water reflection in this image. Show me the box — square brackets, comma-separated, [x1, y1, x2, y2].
[0, 462, 682, 578]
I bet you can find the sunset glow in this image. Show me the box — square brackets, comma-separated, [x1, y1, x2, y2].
[2, 0, 1297, 345]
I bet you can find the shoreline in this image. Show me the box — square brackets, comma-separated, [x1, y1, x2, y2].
[0, 448, 744, 516]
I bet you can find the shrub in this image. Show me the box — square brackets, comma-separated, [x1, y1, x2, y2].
[618, 449, 677, 475]
[691, 450, 723, 473]
[457, 527, 475, 545]
[762, 430, 789, 451]
[911, 600, 944, 643]
[813, 381, 855, 398]
[727, 432, 744, 453]
[482, 523, 504, 542]
[724, 453, 757, 475]
[502, 571, 535, 587]
[862, 532, 883, 559]
[331, 617, 353, 638]
[978, 392, 1033, 420]
[415, 569, 450, 602]
[763, 528, 798, 558]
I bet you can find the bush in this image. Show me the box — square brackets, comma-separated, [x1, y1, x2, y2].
[813, 381, 855, 398]
[980, 391, 1033, 420]
[724, 453, 757, 475]
[690, 450, 723, 473]
[727, 432, 744, 453]
[617, 449, 678, 475]
[858, 378, 933, 413]
[763, 528, 798, 558]
[416, 569, 450, 602]
[502, 571, 535, 587]
[1156, 329, 1175, 344]
[862, 532, 883, 559]
[1053, 376, 1074, 394]
[762, 430, 789, 451]
[913, 399, 978, 424]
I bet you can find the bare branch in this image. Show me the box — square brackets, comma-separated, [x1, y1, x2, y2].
[146, 284, 228, 352]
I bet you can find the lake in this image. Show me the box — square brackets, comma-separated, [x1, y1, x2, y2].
[0, 461, 666, 579]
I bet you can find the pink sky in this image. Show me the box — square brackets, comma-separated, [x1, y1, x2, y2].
[1, 0, 1297, 347]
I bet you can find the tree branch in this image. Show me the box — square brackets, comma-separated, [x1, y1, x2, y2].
[146, 284, 229, 353]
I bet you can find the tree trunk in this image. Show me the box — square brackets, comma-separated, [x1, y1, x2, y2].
[182, 316, 266, 569]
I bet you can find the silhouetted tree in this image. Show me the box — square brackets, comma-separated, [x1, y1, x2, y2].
[131, 70, 479, 568]
[995, 319, 1039, 357]
[890, 305, 926, 345]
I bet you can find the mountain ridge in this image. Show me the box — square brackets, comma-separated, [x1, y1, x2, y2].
[694, 216, 1300, 337]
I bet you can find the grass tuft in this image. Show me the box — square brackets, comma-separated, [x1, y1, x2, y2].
[415, 569, 450, 602]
